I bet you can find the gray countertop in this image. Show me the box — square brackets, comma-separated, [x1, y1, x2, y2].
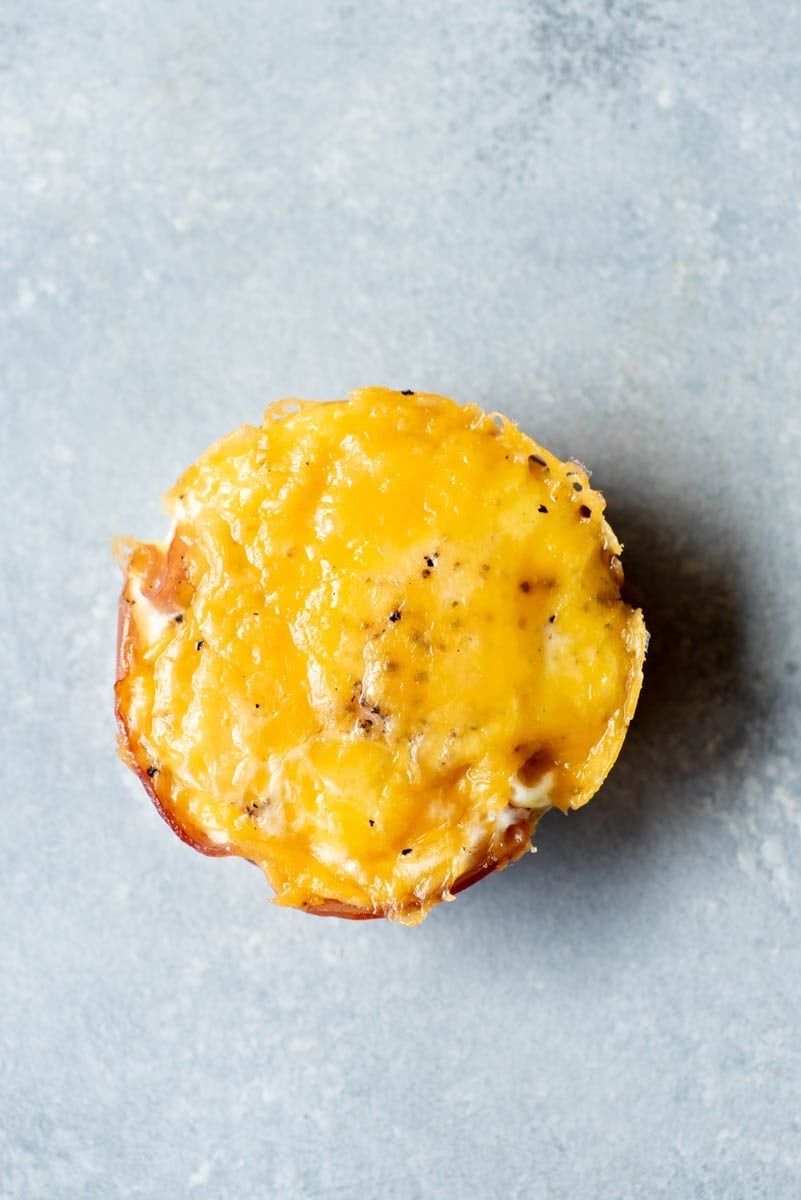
[3, 3, 801, 1197]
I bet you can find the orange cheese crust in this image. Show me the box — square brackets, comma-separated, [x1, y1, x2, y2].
[115, 388, 646, 924]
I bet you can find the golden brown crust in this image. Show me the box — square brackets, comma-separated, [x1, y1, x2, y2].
[304, 898, 384, 920]
[114, 544, 231, 860]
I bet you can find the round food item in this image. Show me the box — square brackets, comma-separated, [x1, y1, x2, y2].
[115, 388, 646, 924]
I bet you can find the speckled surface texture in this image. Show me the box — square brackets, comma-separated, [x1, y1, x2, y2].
[3, 2, 801, 1196]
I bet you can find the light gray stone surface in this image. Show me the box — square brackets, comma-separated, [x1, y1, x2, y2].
[2, 2, 801, 1196]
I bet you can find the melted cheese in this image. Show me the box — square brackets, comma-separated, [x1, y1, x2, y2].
[116, 388, 646, 923]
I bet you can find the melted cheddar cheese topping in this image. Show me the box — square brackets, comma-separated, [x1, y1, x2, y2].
[116, 388, 646, 923]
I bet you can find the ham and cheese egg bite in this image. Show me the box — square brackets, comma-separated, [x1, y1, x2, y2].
[115, 388, 646, 924]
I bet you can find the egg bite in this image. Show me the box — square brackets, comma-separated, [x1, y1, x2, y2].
[115, 388, 646, 924]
